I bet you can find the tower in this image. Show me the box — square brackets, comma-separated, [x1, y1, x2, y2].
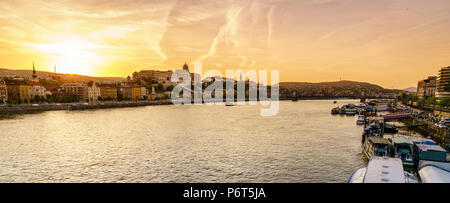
[183, 62, 189, 72]
[32, 61, 37, 79]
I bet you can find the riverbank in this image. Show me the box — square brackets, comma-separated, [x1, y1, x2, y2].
[0, 100, 173, 116]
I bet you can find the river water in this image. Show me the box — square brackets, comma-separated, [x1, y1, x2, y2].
[0, 100, 366, 182]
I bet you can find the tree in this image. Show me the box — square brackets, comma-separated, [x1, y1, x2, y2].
[156, 83, 164, 92]
[166, 85, 174, 91]
[439, 98, 450, 107]
[34, 95, 41, 103]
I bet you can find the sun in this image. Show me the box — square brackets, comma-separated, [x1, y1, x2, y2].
[33, 39, 104, 76]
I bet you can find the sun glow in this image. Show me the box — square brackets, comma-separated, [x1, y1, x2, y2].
[32, 39, 105, 76]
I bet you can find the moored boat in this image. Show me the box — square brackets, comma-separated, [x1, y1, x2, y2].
[357, 115, 365, 125]
[346, 108, 358, 116]
[363, 137, 391, 159]
[331, 107, 340, 115]
[348, 157, 417, 183]
[418, 161, 450, 183]
[389, 136, 414, 167]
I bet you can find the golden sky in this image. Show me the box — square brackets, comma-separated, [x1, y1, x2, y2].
[1, 0, 450, 88]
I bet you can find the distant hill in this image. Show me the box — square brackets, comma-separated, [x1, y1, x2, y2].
[403, 87, 417, 93]
[279, 80, 385, 90]
[0, 68, 125, 83]
[279, 80, 396, 98]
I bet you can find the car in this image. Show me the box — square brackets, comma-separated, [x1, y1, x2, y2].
[82, 103, 89, 105]
[31, 104, 39, 107]
[55, 103, 62, 106]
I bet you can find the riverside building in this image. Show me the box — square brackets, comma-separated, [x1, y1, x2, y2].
[436, 66, 450, 98]
[417, 76, 437, 99]
[0, 79, 7, 103]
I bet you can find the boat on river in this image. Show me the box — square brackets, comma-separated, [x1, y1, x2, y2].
[389, 136, 414, 167]
[418, 161, 450, 183]
[346, 108, 358, 116]
[363, 137, 391, 159]
[331, 107, 340, 115]
[357, 115, 365, 125]
[225, 102, 234, 106]
[348, 157, 418, 183]
[361, 117, 384, 142]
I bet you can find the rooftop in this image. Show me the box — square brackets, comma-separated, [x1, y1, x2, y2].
[415, 144, 447, 152]
[364, 157, 405, 183]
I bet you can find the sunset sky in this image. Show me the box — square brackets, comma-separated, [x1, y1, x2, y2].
[1, 0, 450, 88]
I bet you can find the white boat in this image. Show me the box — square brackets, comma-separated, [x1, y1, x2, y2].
[357, 115, 365, 125]
[225, 102, 234, 106]
[418, 161, 450, 183]
[346, 108, 357, 116]
[348, 157, 417, 183]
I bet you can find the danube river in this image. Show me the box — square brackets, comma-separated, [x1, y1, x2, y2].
[0, 100, 366, 183]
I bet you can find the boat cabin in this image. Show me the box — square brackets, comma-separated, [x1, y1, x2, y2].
[389, 136, 414, 166]
[364, 137, 391, 158]
[413, 144, 447, 163]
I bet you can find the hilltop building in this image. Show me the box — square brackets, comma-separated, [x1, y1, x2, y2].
[133, 70, 174, 84]
[436, 66, 450, 98]
[417, 76, 437, 99]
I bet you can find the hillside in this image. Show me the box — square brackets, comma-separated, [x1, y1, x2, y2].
[279, 80, 384, 89]
[403, 87, 417, 93]
[279, 80, 395, 98]
[0, 68, 125, 83]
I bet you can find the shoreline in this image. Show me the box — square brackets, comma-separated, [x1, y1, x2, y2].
[0, 100, 173, 116]
[0, 97, 388, 117]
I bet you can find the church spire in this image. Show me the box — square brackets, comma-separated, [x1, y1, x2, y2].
[183, 61, 189, 72]
[32, 61, 37, 79]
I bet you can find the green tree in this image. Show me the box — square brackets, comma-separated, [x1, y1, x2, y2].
[34, 95, 41, 103]
[156, 83, 164, 92]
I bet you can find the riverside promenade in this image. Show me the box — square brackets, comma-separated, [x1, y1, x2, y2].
[0, 100, 173, 115]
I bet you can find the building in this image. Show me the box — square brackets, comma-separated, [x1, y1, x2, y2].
[60, 83, 88, 102]
[117, 85, 133, 100]
[436, 66, 450, 98]
[0, 79, 7, 103]
[417, 76, 437, 99]
[87, 81, 101, 102]
[5, 80, 31, 103]
[140, 87, 148, 99]
[99, 84, 117, 100]
[31, 61, 39, 82]
[27, 81, 47, 100]
[132, 70, 174, 84]
[131, 85, 141, 100]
